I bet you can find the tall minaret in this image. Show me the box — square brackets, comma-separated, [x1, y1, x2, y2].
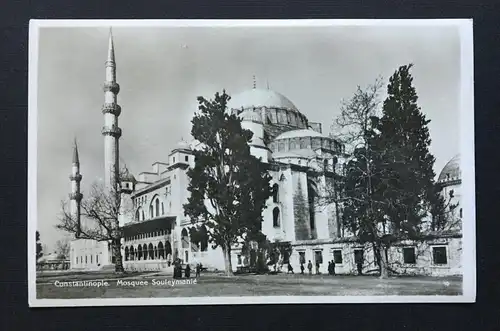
[102, 28, 122, 191]
[69, 139, 83, 238]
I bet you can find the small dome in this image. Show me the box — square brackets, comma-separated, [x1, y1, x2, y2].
[227, 88, 299, 111]
[120, 167, 136, 183]
[275, 129, 325, 140]
[175, 138, 191, 151]
[438, 154, 461, 182]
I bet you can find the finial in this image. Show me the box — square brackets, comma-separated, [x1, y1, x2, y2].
[72, 138, 79, 164]
[253, 75, 256, 89]
[107, 27, 115, 63]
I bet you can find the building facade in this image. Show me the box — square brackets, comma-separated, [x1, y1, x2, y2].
[69, 32, 462, 276]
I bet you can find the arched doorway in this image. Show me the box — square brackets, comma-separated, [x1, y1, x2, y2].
[158, 242, 164, 259]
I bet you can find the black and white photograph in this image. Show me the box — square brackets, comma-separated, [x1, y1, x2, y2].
[28, 19, 475, 307]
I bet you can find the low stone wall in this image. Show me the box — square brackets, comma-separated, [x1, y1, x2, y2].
[124, 260, 171, 272]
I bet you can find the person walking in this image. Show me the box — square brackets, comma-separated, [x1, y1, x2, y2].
[196, 263, 201, 278]
[307, 260, 313, 275]
[287, 262, 294, 274]
[300, 263, 305, 274]
[331, 260, 336, 276]
[185, 264, 191, 278]
[315, 261, 320, 275]
[327, 261, 332, 275]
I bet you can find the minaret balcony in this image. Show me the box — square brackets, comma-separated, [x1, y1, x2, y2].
[103, 81, 120, 94]
[102, 103, 122, 116]
[69, 192, 83, 201]
[69, 173, 82, 182]
[102, 125, 122, 138]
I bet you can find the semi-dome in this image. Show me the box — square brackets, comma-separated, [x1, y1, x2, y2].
[227, 88, 299, 111]
[275, 128, 325, 140]
[438, 154, 461, 182]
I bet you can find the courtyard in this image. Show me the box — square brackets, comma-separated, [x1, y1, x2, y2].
[36, 271, 462, 299]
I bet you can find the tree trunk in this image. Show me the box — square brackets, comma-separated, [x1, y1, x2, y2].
[222, 244, 234, 276]
[379, 245, 389, 279]
[113, 239, 125, 273]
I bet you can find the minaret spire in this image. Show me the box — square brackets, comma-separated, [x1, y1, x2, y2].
[69, 140, 83, 238]
[72, 138, 79, 165]
[107, 28, 115, 64]
[102, 28, 122, 190]
[253, 75, 256, 89]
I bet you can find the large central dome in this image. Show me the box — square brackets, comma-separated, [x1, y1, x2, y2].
[227, 88, 299, 111]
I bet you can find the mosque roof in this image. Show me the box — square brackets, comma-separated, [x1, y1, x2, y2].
[438, 154, 461, 182]
[174, 138, 191, 151]
[275, 128, 326, 140]
[227, 88, 299, 111]
[273, 149, 318, 159]
[120, 167, 136, 182]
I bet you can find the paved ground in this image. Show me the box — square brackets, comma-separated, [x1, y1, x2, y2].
[36, 271, 462, 299]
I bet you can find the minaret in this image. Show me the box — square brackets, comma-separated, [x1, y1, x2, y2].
[101, 28, 122, 190]
[69, 139, 83, 238]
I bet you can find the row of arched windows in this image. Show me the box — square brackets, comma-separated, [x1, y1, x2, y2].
[124, 241, 173, 261]
[135, 195, 166, 221]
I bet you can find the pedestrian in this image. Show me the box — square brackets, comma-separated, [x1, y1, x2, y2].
[307, 260, 313, 275]
[287, 263, 294, 274]
[327, 261, 332, 275]
[357, 262, 363, 275]
[196, 263, 201, 277]
[185, 264, 191, 278]
[331, 260, 336, 276]
[315, 261, 320, 275]
[300, 263, 305, 274]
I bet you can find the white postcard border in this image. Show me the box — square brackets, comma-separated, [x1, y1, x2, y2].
[28, 19, 476, 307]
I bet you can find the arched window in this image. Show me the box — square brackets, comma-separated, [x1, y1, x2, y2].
[141, 210, 145, 221]
[135, 209, 140, 221]
[273, 207, 280, 227]
[158, 242, 164, 259]
[181, 228, 189, 248]
[149, 205, 153, 219]
[130, 246, 135, 261]
[161, 203, 165, 215]
[137, 245, 143, 260]
[272, 183, 279, 203]
[155, 199, 160, 217]
[148, 243, 154, 260]
[165, 241, 172, 258]
[124, 247, 129, 261]
[142, 244, 148, 260]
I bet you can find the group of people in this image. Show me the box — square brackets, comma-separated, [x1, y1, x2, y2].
[172, 259, 204, 279]
[294, 260, 336, 275]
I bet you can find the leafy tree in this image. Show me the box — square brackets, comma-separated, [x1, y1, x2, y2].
[36, 231, 43, 260]
[293, 179, 311, 240]
[183, 91, 273, 276]
[324, 78, 389, 275]
[373, 64, 442, 277]
[55, 238, 71, 260]
[57, 181, 131, 273]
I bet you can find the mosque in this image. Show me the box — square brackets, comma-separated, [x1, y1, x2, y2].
[68, 32, 462, 276]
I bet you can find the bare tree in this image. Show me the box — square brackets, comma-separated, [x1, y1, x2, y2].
[55, 238, 71, 260]
[57, 181, 132, 273]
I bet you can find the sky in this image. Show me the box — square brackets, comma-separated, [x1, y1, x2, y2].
[36, 23, 462, 251]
